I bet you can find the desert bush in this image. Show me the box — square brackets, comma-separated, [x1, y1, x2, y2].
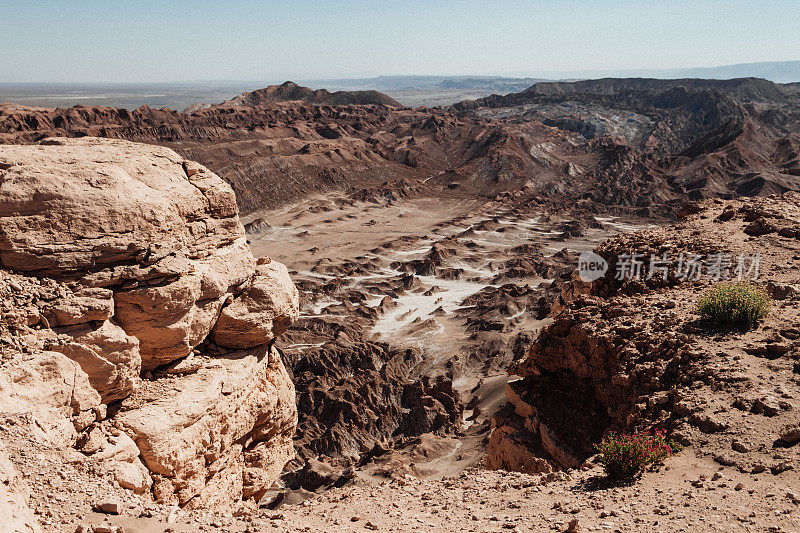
[595, 430, 677, 480]
[697, 282, 770, 327]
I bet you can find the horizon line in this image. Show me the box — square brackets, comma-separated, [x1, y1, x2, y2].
[1, 59, 799, 86]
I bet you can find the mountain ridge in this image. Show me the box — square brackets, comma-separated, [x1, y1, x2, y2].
[221, 81, 402, 108]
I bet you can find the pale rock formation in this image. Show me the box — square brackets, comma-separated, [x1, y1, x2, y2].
[487, 380, 557, 474]
[0, 138, 239, 275]
[112, 239, 255, 370]
[0, 352, 102, 447]
[0, 441, 41, 533]
[32, 285, 142, 402]
[212, 259, 300, 349]
[40, 287, 115, 327]
[85, 429, 153, 495]
[44, 320, 141, 403]
[0, 137, 254, 370]
[0, 138, 299, 514]
[117, 345, 296, 508]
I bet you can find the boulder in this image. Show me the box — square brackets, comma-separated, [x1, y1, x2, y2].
[80, 429, 152, 494]
[45, 320, 141, 403]
[40, 288, 115, 327]
[744, 217, 775, 236]
[212, 259, 300, 349]
[295, 458, 340, 491]
[116, 345, 296, 508]
[779, 423, 800, 444]
[0, 138, 239, 275]
[486, 406, 556, 474]
[113, 239, 255, 369]
[0, 351, 101, 446]
[244, 217, 273, 234]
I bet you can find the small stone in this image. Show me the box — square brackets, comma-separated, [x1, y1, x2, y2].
[713, 454, 736, 467]
[779, 424, 800, 444]
[752, 397, 781, 417]
[689, 413, 727, 433]
[766, 282, 797, 300]
[351, 516, 361, 522]
[732, 440, 751, 453]
[111, 461, 151, 494]
[93, 501, 121, 515]
[78, 427, 105, 455]
[566, 518, 580, 532]
[744, 218, 775, 236]
[765, 343, 791, 358]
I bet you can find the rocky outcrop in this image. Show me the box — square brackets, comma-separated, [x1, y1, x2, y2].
[489, 194, 800, 475]
[0, 138, 299, 513]
[45, 318, 140, 403]
[282, 319, 463, 465]
[224, 81, 402, 107]
[0, 441, 40, 533]
[0, 348, 103, 447]
[212, 259, 299, 349]
[117, 345, 296, 507]
[0, 139, 240, 275]
[0, 139, 259, 370]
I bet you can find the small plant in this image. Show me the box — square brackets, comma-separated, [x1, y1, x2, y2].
[697, 281, 771, 327]
[595, 429, 677, 480]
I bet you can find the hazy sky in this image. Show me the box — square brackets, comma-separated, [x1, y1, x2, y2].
[2, 0, 799, 83]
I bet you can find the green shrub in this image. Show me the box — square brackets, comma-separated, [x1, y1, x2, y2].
[697, 282, 771, 327]
[595, 430, 677, 480]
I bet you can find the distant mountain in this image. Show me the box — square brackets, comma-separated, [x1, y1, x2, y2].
[4, 61, 796, 111]
[223, 81, 401, 107]
[298, 75, 544, 92]
[523, 61, 800, 84]
[449, 75, 800, 206]
[518, 77, 788, 102]
[435, 77, 543, 92]
[665, 61, 800, 84]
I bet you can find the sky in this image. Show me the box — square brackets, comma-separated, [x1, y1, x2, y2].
[1, 0, 800, 83]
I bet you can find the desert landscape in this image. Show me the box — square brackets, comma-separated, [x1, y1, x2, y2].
[2, 2, 800, 532]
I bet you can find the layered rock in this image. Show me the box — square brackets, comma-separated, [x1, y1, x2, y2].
[0, 139, 240, 275]
[0, 349, 103, 446]
[489, 194, 800, 475]
[0, 137, 299, 512]
[212, 259, 299, 349]
[45, 318, 140, 403]
[112, 239, 255, 370]
[282, 319, 463, 465]
[117, 345, 296, 507]
[0, 272, 105, 444]
[0, 138, 259, 370]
